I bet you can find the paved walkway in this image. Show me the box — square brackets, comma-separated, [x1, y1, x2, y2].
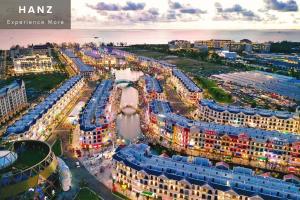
[57, 156, 119, 200]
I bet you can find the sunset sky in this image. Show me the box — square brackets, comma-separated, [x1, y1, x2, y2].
[71, 0, 300, 29]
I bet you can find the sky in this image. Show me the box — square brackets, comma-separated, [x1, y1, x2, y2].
[71, 0, 300, 29]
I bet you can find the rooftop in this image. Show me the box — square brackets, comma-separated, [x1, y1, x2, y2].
[212, 71, 300, 101]
[0, 80, 24, 97]
[63, 49, 94, 72]
[150, 100, 300, 143]
[172, 69, 202, 93]
[83, 49, 102, 59]
[114, 144, 300, 200]
[200, 99, 299, 120]
[144, 75, 163, 94]
[5, 76, 83, 136]
[79, 80, 113, 132]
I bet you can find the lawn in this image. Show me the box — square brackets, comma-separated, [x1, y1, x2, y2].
[0, 146, 48, 175]
[75, 188, 102, 200]
[123, 47, 241, 77]
[51, 138, 62, 156]
[194, 77, 233, 103]
[0, 72, 68, 102]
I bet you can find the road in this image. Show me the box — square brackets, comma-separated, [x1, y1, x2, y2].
[57, 156, 119, 200]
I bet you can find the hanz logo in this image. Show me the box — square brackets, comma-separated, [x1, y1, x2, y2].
[18, 6, 53, 14]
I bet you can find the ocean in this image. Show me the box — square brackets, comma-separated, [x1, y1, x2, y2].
[0, 29, 300, 49]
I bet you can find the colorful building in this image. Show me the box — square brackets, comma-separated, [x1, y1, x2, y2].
[169, 69, 203, 104]
[79, 80, 115, 149]
[62, 49, 95, 79]
[4, 76, 85, 141]
[148, 100, 300, 172]
[143, 75, 165, 102]
[113, 144, 300, 200]
[198, 99, 300, 134]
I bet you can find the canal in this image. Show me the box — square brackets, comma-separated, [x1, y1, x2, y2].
[113, 69, 143, 143]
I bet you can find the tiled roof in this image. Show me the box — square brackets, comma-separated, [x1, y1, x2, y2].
[200, 99, 298, 120]
[144, 75, 163, 94]
[114, 144, 300, 200]
[150, 100, 300, 143]
[172, 69, 202, 92]
[5, 76, 83, 136]
[79, 80, 113, 132]
[0, 80, 24, 97]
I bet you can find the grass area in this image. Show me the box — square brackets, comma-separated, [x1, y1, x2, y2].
[75, 188, 102, 200]
[123, 47, 243, 77]
[0, 72, 68, 102]
[0, 147, 48, 175]
[52, 138, 62, 156]
[194, 77, 233, 103]
[126, 49, 168, 59]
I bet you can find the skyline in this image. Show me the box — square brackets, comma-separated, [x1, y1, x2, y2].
[72, 0, 300, 29]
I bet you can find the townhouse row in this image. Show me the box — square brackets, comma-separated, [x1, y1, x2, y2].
[4, 76, 85, 141]
[142, 75, 165, 102]
[147, 100, 300, 170]
[62, 49, 95, 79]
[113, 144, 300, 200]
[169, 68, 203, 104]
[78, 79, 115, 148]
[197, 99, 300, 134]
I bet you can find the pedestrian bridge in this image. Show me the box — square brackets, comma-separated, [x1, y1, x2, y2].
[115, 79, 134, 85]
[118, 105, 140, 115]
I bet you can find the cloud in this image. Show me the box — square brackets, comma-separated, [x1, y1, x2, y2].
[215, 3, 261, 21]
[180, 8, 206, 14]
[169, 1, 206, 15]
[169, 1, 183, 9]
[87, 2, 120, 11]
[87, 1, 145, 12]
[264, 0, 298, 12]
[122, 2, 145, 11]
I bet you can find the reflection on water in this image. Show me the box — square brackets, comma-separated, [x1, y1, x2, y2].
[112, 68, 143, 82]
[120, 87, 138, 109]
[114, 69, 143, 142]
[116, 114, 141, 142]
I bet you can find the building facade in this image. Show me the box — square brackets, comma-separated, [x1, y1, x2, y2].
[0, 80, 28, 124]
[147, 100, 300, 173]
[4, 76, 85, 141]
[169, 69, 202, 104]
[79, 80, 115, 149]
[113, 144, 300, 200]
[197, 99, 300, 134]
[168, 40, 191, 51]
[62, 49, 95, 79]
[143, 75, 165, 102]
[13, 54, 53, 73]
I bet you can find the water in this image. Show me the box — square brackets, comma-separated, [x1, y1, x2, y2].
[114, 69, 143, 142]
[1, 29, 300, 49]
